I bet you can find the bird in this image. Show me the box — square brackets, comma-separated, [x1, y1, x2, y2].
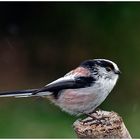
[0, 59, 120, 116]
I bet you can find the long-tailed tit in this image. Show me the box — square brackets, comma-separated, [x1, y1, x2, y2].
[0, 59, 120, 115]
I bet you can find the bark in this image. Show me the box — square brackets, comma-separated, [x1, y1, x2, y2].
[73, 110, 131, 139]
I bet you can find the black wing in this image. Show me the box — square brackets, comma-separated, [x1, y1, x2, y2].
[32, 76, 95, 95]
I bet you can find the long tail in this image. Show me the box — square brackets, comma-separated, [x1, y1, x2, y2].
[0, 89, 52, 98]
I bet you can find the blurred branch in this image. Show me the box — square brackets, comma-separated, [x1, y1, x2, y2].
[73, 110, 131, 139]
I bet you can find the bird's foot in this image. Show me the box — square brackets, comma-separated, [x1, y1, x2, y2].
[81, 110, 108, 125]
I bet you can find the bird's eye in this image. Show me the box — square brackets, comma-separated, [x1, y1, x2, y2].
[106, 67, 112, 72]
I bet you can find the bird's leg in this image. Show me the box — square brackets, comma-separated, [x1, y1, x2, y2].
[85, 113, 97, 119]
[84, 108, 101, 119]
[81, 109, 107, 125]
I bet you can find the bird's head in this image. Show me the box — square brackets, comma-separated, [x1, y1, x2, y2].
[80, 59, 121, 81]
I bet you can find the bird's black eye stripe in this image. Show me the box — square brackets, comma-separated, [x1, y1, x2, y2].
[80, 59, 115, 72]
[106, 67, 112, 72]
[96, 60, 115, 71]
[98, 62, 114, 72]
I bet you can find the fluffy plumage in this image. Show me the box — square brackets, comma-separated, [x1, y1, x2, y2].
[0, 59, 120, 115]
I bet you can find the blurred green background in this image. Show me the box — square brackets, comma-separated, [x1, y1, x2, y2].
[0, 2, 139, 138]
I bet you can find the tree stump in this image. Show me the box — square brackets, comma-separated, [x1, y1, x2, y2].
[73, 110, 131, 139]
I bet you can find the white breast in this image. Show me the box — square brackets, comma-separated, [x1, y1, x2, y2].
[52, 75, 118, 115]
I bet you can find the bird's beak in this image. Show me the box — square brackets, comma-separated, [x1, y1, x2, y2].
[115, 70, 121, 75]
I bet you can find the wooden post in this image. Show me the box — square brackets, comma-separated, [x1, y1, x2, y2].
[73, 110, 131, 139]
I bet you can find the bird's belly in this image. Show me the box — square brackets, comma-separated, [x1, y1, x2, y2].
[55, 89, 100, 115]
